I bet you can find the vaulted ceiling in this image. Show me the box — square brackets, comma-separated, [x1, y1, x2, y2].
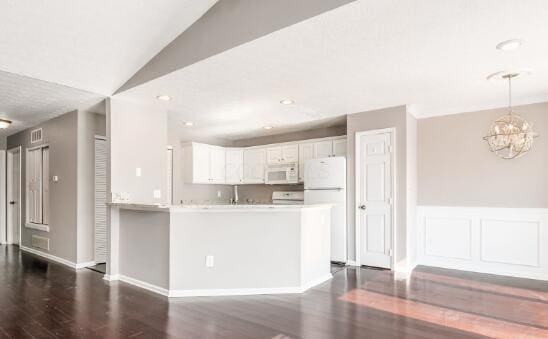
[0, 0, 218, 136]
[1, 0, 548, 140]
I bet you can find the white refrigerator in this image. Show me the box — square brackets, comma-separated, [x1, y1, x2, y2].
[304, 157, 347, 263]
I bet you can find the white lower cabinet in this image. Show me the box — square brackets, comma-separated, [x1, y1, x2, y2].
[243, 148, 266, 184]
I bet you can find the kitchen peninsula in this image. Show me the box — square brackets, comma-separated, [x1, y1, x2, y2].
[105, 203, 333, 297]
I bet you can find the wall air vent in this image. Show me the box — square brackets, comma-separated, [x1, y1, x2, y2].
[30, 128, 43, 143]
[32, 235, 50, 251]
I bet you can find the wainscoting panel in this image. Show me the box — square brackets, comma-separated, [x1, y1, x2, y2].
[417, 207, 548, 280]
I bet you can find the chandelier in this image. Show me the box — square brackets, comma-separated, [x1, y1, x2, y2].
[483, 73, 539, 159]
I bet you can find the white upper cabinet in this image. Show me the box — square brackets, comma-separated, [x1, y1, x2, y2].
[298, 143, 314, 182]
[266, 144, 298, 164]
[182, 136, 346, 185]
[183, 143, 226, 184]
[314, 140, 333, 159]
[282, 144, 299, 163]
[209, 146, 226, 184]
[333, 138, 347, 157]
[243, 148, 266, 184]
[225, 148, 244, 184]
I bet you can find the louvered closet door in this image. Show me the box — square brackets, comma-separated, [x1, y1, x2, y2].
[94, 138, 107, 263]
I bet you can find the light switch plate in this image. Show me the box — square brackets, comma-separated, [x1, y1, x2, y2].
[205, 255, 214, 267]
[153, 190, 161, 199]
[52, 175, 59, 182]
[136, 167, 142, 177]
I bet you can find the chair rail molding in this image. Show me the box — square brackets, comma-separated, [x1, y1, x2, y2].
[417, 206, 548, 281]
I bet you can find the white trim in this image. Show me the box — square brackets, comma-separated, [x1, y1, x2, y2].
[354, 127, 397, 270]
[6, 147, 22, 245]
[20, 245, 76, 269]
[345, 260, 360, 267]
[417, 206, 548, 281]
[25, 222, 50, 232]
[75, 261, 96, 269]
[107, 274, 333, 298]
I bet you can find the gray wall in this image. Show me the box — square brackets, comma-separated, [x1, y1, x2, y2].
[233, 125, 347, 147]
[8, 111, 79, 262]
[77, 112, 106, 263]
[418, 102, 547, 208]
[109, 98, 168, 204]
[346, 106, 410, 263]
[118, 0, 357, 93]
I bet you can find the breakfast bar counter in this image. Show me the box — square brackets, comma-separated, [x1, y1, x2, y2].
[105, 203, 332, 297]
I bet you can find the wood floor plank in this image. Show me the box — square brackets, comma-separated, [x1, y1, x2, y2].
[1, 245, 547, 339]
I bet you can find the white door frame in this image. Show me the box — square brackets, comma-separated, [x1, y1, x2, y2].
[94, 135, 108, 263]
[6, 146, 22, 245]
[355, 128, 396, 269]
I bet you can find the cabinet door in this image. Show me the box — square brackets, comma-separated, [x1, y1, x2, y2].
[314, 140, 333, 159]
[298, 143, 314, 182]
[282, 144, 299, 163]
[243, 148, 266, 183]
[333, 138, 347, 157]
[209, 146, 226, 184]
[266, 147, 282, 164]
[225, 149, 244, 184]
[192, 143, 211, 183]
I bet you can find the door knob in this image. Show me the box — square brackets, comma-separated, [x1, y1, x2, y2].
[359, 204, 366, 210]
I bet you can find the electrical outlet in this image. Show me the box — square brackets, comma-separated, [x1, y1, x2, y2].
[153, 190, 161, 199]
[136, 167, 142, 177]
[205, 255, 214, 267]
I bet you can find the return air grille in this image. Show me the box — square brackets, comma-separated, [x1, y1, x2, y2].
[30, 128, 43, 143]
[32, 235, 50, 251]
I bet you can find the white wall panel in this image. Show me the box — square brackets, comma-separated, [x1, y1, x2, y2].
[417, 207, 548, 281]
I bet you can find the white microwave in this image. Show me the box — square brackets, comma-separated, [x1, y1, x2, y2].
[265, 163, 298, 185]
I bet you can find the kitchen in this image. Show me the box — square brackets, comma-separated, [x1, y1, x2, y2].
[107, 126, 350, 297]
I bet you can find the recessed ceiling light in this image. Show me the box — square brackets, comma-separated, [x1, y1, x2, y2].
[496, 39, 522, 51]
[263, 126, 274, 130]
[0, 119, 11, 129]
[156, 95, 172, 101]
[280, 99, 294, 105]
[184, 121, 194, 127]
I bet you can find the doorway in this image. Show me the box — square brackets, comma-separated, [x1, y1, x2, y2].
[94, 137, 107, 264]
[355, 128, 395, 269]
[7, 147, 21, 245]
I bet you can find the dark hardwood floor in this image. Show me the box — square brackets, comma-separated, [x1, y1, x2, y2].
[0, 245, 547, 338]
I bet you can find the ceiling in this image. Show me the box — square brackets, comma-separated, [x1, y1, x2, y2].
[0, 0, 218, 136]
[0, 71, 104, 138]
[117, 0, 548, 140]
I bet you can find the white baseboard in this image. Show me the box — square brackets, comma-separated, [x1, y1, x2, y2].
[346, 260, 360, 267]
[75, 261, 96, 269]
[20, 246, 77, 269]
[110, 273, 333, 298]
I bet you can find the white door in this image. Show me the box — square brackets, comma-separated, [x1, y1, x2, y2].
[357, 130, 393, 268]
[333, 138, 347, 157]
[314, 140, 333, 158]
[7, 148, 21, 245]
[225, 149, 244, 184]
[95, 138, 108, 263]
[298, 143, 314, 182]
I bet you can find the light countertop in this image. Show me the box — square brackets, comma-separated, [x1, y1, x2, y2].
[109, 202, 333, 212]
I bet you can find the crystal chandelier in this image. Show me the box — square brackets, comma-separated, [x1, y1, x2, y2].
[483, 73, 539, 159]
